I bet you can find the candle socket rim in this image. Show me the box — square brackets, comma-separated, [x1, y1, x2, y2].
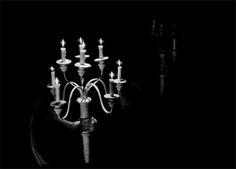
[94, 56, 109, 62]
[50, 100, 66, 108]
[75, 54, 90, 59]
[113, 79, 126, 84]
[47, 84, 55, 88]
[77, 97, 92, 103]
[56, 59, 72, 65]
[104, 93, 119, 99]
[75, 62, 91, 69]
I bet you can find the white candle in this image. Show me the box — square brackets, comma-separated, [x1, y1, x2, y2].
[55, 78, 60, 102]
[117, 60, 122, 81]
[61, 47, 66, 61]
[98, 45, 103, 58]
[98, 38, 104, 58]
[61, 39, 66, 61]
[79, 41, 86, 65]
[173, 38, 176, 50]
[80, 49, 86, 65]
[109, 71, 114, 96]
[50, 66, 55, 86]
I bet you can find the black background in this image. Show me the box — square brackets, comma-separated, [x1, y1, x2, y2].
[1, 0, 235, 168]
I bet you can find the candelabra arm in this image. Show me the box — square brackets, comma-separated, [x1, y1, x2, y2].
[84, 78, 99, 90]
[56, 114, 81, 129]
[62, 82, 70, 101]
[62, 71, 83, 94]
[62, 82, 83, 100]
[63, 71, 69, 83]
[90, 83, 113, 114]
[86, 78, 108, 94]
[62, 86, 79, 119]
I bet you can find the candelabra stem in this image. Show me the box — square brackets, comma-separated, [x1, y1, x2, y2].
[77, 97, 93, 164]
[81, 132, 90, 164]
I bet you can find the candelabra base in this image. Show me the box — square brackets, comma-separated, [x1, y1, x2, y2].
[81, 132, 90, 164]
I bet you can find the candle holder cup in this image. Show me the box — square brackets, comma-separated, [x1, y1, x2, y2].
[113, 79, 126, 95]
[94, 56, 109, 75]
[56, 59, 72, 72]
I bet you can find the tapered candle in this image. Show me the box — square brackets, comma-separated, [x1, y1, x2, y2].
[98, 38, 104, 58]
[117, 60, 122, 81]
[173, 38, 176, 50]
[50, 66, 56, 86]
[61, 39, 66, 61]
[109, 71, 114, 96]
[79, 41, 86, 65]
[80, 49, 86, 65]
[80, 41, 86, 65]
[55, 78, 60, 102]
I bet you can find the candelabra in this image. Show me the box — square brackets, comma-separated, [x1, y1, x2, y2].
[152, 20, 177, 96]
[47, 37, 126, 164]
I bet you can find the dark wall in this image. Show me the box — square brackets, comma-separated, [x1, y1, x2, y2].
[1, 1, 235, 168]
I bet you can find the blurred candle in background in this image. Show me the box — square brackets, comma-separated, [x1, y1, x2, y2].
[173, 38, 176, 50]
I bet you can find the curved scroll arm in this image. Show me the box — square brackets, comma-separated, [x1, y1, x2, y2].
[84, 78, 99, 90]
[62, 71, 83, 97]
[89, 83, 112, 114]
[57, 114, 81, 129]
[63, 71, 69, 83]
[62, 86, 80, 119]
[86, 78, 108, 95]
